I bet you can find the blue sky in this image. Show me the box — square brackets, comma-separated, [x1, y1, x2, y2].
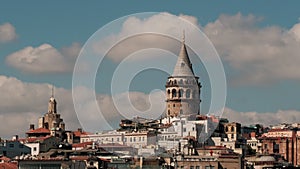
[1, 1, 300, 137]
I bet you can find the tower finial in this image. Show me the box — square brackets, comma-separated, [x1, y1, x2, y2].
[182, 30, 185, 43]
[51, 85, 54, 97]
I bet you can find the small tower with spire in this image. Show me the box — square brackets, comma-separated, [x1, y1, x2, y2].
[38, 86, 65, 133]
[165, 32, 201, 119]
[48, 85, 57, 114]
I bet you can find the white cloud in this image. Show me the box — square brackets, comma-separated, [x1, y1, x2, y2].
[223, 107, 300, 126]
[0, 76, 79, 137]
[93, 13, 200, 62]
[93, 12, 300, 84]
[6, 42, 81, 74]
[204, 13, 300, 84]
[0, 23, 17, 43]
[0, 75, 165, 138]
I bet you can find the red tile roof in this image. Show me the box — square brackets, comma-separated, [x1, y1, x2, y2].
[70, 156, 110, 162]
[72, 141, 93, 148]
[0, 162, 17, 169]
[19, 136, 52, 143]
[73, 131, 92, 137]
[26, 128, 50, 134]
[0, 156, 11, 162]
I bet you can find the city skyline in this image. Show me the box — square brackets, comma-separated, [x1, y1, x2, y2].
[1, 1, 300, 138]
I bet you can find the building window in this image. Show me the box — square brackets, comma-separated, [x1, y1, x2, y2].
[231, 126, 234, 132]
[231, 134, 234, 139]
[173, 104, 175, 107]
[33, 147, 37, 151]
[179, 89, 183, 98]
[172, 89, 177, 98]
[273, 142, 279, 153]
[205, 166, 214, 169]
[190, 166, 194, 169]
[186, 89, 191, 98]
[180, 109, 183, 114]
[19, 144, 24, 148]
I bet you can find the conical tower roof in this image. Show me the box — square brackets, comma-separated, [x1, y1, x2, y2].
[172, 35, 195, 77]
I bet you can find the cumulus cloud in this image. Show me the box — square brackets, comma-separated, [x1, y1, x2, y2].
[204, 13, 300, 85]
[0, 76, 79, 137]
[0, 75, 165, 138]
[223, 107, 300, 126]
[92, 12, 300, 85]
[6, 42, 81, 74]
[92, 13, 200, 62]
[0, 23, 17, 43]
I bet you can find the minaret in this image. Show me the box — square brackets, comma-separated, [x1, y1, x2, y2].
[48, 85, 57, 114]
[165, 33, 201, 120]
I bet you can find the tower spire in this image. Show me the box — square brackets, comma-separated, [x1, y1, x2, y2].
[48, 85, 57, 114]
[172, 31, 194, 76]
[182, 30, 185, 43]
[51, 85, 54, 97]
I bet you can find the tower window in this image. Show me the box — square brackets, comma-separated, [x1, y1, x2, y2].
[186, 89, 190, 98]
[173, 104, 175, 107]
[179, 89, 183, 98]
[172, 89, 177, 98]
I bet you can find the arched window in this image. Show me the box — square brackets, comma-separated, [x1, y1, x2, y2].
[172, 89, 177, 98]
[168, 110, 170, 115]
[179, 89, 183, 98]
[231, 126, 234, 132]
[179, 79, 183, 84]
[167, 89, 170, 97]
[186, 89, 191, 98]
[174, 80, 177, 84]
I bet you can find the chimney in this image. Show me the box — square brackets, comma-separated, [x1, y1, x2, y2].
[250, 132, 256, 138]
[12, 135, 18, 141]
[78, 128, 83, 133]
[30, 124, 35, 130]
